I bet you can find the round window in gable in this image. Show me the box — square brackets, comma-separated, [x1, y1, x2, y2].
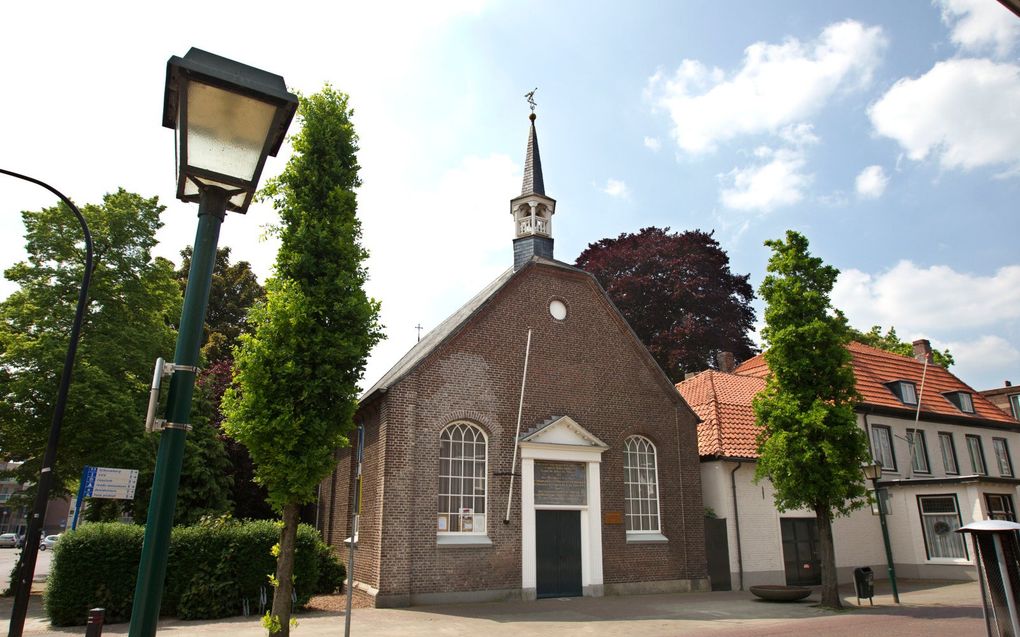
[549, 299, 567, 321]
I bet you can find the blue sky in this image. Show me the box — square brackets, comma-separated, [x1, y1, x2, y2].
[1, 1, 1018, 392]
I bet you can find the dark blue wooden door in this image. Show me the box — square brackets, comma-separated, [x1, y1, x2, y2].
[536, 510, 582, 598]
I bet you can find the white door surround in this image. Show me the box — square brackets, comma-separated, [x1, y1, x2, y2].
[519, 415, 608, 599]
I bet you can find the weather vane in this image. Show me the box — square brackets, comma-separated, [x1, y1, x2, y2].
[525, 87, 538, 112]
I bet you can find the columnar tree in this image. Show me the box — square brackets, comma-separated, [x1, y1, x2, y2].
[753, 230, 870, 610]
[223, 86, 383, 635]
[576, 227, 757, 381]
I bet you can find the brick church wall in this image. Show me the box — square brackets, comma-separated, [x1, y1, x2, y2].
[320, 260, 707, 605]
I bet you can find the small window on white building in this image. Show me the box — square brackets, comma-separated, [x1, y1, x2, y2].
[870, 425, 896, 471]
[917, 495, 967, 559]
[939, 432, 959, 475]
[624, 436, 661, 534]
[966, 435, 987, 475]
[907, 429, 930, 474]
[944, 391, 975, 414]
[993, 438, 1014, 478]
[438, 422, 487, 534]
[1010, 394, 1020, 419]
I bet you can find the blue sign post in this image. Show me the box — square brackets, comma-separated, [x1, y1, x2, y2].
[71, 466, 97, 531]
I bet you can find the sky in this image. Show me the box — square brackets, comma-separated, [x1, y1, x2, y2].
[1, 0, 1018, 394]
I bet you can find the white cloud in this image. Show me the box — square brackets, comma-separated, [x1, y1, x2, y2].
[643, 136, 662, 151]
[719, 147, 811, 212]
[938, 0, 1020, 56]
[601, 178, 629, 197]
[869, 58, 1020, 174]
[833, 261, 1020, 332]
[942, 335, 1020, 388]
[855, 165, 889, 199]
[648, 20, 885, 154]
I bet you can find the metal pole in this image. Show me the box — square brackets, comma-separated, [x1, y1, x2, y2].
[128, 187, 226, 637]
[344, 425, 364, 637]
[2, 169, 93, 637]
[504, 329, 532, 524]
[872, 476, 900, 603]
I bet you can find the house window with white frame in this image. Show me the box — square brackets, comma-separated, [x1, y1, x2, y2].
[907, 429, 930, 474]
[966, 435, 987, 475]
[918, 495, 967, 559]
[870, 425, 896, 471]
[624, 435, 661, 533]
[939, 432, 959, 475]
[993, 438, 1014, 478]
[1010, 394, 1020, 419]
[438, 422, 487, 534]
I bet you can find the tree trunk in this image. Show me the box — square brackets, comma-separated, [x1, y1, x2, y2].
[815, 505, 842, 609]
[269, 502, 301, 636]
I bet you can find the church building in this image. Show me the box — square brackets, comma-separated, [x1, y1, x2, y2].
[317, 112, 708, 607]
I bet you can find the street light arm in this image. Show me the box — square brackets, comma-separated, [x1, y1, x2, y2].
[2, 168, 93, 637]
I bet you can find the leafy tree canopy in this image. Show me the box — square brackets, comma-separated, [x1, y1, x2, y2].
[222, 86, 383, 635]
[576, 227, 757, 382]
[175, 246, 264, 364]
[0, 190, 179, 498]
[753, 230, 871, 609]
[849, 324, 954, 368]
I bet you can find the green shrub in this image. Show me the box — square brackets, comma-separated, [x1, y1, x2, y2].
[46, 519, 333, 626]
[315, 543, 346, 594]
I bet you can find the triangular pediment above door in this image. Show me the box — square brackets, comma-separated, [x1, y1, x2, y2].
[519, 415, 609, 449]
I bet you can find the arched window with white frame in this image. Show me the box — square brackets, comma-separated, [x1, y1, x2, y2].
[438, 422, 487, 535]
[624, 435, 661, 534]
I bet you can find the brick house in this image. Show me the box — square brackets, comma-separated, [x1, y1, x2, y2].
[316, 113, 708, 607]
[678, 341, 1020, 590]
[980, 381, 1020, 420]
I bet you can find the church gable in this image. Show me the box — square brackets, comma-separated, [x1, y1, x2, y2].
[520, 415, 609, 449]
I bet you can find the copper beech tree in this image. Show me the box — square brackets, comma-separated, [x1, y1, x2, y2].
[576, 227, 756, 381]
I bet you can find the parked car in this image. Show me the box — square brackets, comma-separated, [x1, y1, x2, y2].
[39, 534, 61, 550]
[0, 533, 23, 548]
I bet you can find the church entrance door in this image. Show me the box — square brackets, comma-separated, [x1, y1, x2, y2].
[536, 510, 582, 598]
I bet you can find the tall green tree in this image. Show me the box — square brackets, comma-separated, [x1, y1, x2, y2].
[576, 227, 757, 381]
[223, 86, 383, 635]
[0, 190, 179, 505]
[849, 324, 954, 368]
[753, 231, 870, 610]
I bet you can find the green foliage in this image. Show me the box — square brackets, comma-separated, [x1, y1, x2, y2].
[223, 86, 383, 509]
[175, 246, 265, 364]
[753, 231, 870, 516]
[44, 520, 330, 626]
[223, 84, 382, 636]
[315, 543, 346, 594]
[0, 190, 180, 504]
[849, 324, 954, 368]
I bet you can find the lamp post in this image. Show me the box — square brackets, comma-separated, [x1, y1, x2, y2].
[2, 169, 93, 637]
[128, 49, 296, 637]
[863, 462, 899, 604]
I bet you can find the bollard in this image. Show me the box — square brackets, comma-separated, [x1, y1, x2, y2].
[84, 608, 104, 637]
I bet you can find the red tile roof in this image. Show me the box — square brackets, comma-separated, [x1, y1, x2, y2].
[676, 370, 765, 458]
[683, 341, 1020, 459]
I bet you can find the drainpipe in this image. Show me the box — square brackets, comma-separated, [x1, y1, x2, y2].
[730, 460, 745, 590]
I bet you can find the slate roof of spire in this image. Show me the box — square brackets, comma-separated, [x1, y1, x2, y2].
[521, 114, 545, 196]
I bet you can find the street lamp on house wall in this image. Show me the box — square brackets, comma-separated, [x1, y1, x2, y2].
[863, 461, 900, 604]
[128, 48, 297, 637]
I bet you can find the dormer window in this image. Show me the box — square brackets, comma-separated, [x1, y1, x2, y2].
[887, 381, 917, 405]
[944, 391, 975, 414]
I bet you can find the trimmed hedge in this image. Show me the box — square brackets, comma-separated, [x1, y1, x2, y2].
[45, 519, 343, 626]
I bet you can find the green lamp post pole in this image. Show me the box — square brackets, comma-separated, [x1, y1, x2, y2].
[128, 49, 296, 637]
[864, 463, 900, 604]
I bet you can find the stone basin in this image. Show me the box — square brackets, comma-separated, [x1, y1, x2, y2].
[749, 585, 812, 602]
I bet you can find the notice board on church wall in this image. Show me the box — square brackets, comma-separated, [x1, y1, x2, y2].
[534, 461, 586, 506]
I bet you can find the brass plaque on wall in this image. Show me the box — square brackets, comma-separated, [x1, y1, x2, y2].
[603, 511, 623, 525]
[534, 461, 586, 506]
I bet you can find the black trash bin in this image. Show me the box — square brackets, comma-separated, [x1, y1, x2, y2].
[853, 567, 874, 605]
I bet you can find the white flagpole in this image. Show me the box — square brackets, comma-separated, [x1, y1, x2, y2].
[505, 329, 533, 524]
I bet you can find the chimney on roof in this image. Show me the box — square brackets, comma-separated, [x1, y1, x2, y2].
[717, 351, 736, 374]
[912, 339, 933, 363]
[1007, 381, 1013, 387]
[684, 372, 698, 381]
